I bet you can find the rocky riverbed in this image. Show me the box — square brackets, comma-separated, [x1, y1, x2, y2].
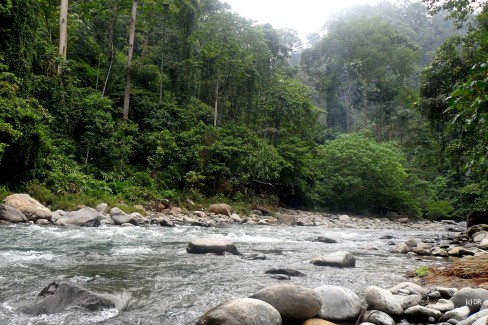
[0, 193, 487, 324]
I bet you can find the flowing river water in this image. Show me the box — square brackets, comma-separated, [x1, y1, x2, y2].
[0, 222, 451, 324]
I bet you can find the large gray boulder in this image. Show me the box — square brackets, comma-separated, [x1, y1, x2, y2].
[0, 203, 28, 223]
[404, 305, 441, 323]
[56, 207, 102, 227]
[250, 284, 322, 321]
[389, 282, 428, 299]
[314, 285, 361, 322]
[364, 286, 403, 316]
[186, 239, 240, 255]
[3, 193, 51, 221]
[362, 310, 395, 325]
[276, 214, 296, 226]
[196, 298, 281, 325]
[110, 207, 139, 226]
[311, 251, 356, 268]
[451, 287, 488, 313]
[208, 203, 232, 216]
[22, 281, 115, 315]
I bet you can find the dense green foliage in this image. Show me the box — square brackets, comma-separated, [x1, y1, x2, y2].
[0, 0, 485, 219]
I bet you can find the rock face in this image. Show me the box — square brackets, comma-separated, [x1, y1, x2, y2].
[451, 288, 488, 313]
[314, 285, 362, 322]
[186, 239, 240, 255]
[110, 207, 139, 226]
[311, 251, 356, 268]
[22, 281, 115, 315]
[365, 286, 403, 316]
[196, 298, 281, 325]
[0, 204, 28, 223]
[3, 194, 52, 221]
[250, 284, 322, 321]
[467, 211, 488, 228]
[56, 207, 101, 227]
[208, 203, 232, 216]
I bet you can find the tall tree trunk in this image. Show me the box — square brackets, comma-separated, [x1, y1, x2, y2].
[102, 0, 118, 96]
[58, 0, 68, 73]
[159, 53, 164, 102]
[123, 0, 138, 120]
[363, 103, 368, 128]
[214, 79, 219, 127]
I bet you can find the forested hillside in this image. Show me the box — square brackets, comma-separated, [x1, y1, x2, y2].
[0, 0, 487, 219]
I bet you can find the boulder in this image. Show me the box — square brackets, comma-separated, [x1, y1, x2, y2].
[208, 203, 232, 216]
[51, 210, 66, 222]
[473, 231, 488, 242]
[250, 284, 322, 321]
[431, 248, 449, 257]
[0, 203, 28, 223]
[241, 253, 266, 260]
[448, 247, 475, 257]
[264, 268, 305, 277]
[439, 306, 471, 322]
[56, 207, 101, 227]
[364, 286, 403, 316]
[22, 280, 114, 315]
[437, 287, 458, 299]
[110, 207, 138, 226]
[451, 288, 488, 313]
[427, 299, 455, 312]
[458, 309, 488, 325]
[311, 251, 356, 268]
[479, 238, 488, 250]
[314, 285, 362, 322]
[392, 242, 410, 254]
[302, 319, 337, 325]
[3, 193, 51, 221]
[467, 211, 488, 228]
[36, 219, 51, 225]
[314, 236, 338, 244]
[159, 217, 175, 227]
[362, 310, 395, 325]
[186, 239, 240, 255]
[394, 294, 422, 310]
[277, 214, 296, 226]
[230, 213, 242, 223]
[404, 305, 441, 323]
[196, 298, 281, 325]
[389, 282, 428, 299]
[473, 315, 488, 325]
[95, 203, 108, 213]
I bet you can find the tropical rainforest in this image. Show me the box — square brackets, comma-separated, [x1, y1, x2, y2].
[0, 0, 487, 219]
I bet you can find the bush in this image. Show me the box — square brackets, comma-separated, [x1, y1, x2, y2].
[316, 131, 420, 215]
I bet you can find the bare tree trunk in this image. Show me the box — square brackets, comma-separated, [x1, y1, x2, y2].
[214, 80, 219, 127]
[159, 53, 164, 102]
[58, 0, 68, 73]
[123, 0, 138, 120]
[102, 0, 118, 96]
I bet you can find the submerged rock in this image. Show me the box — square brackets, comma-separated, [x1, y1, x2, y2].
[22, 280, 115, 315]
[311, 251, 356, 268]
[264, 268, 305, 277]
[186, 239, 240, 255]
[196, 298, 281, 325]
[250, 284, 322, 321]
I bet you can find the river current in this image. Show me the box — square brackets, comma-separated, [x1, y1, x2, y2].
[0, 223, 449, 324]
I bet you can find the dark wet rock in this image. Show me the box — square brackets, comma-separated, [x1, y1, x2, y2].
[208, 203, 232, 216]
[363, 310, 395, 325]
[451, 288, 488, 313]
[110, 207, 139, 226]
[439, 306, 471, 322]
[269, 274, 290, 280]
[0, 204, 28, 223]
[365, 286, 403, 316]
[3, 193, 52, 221]
[186, 239, 240, 255]
[428, 291, 442, 299]
[276, 214, 296, 226]
[241, 253, 266, 260]
[265, 268, 305, 277]
[437, 287, 458, 299]
[380, 235, 396, 239]
[22, 280, 114, 315]
[159, 217, 175, 227]
[404, 305, 441, 323]
[250, 284, 322, 321]
[56, 207, 101, 227]
[313, 236, 338, 243]
[196, 298, 281, 325]
[394, 294, 422, 310]
[311, 251, 356, 268]
[314, 285, 361, 322]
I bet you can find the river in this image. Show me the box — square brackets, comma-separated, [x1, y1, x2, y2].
[0, 223, 450, 324]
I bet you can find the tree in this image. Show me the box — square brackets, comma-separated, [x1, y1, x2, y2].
[58, 0, 68, 60]
[123, 0, 138, 120]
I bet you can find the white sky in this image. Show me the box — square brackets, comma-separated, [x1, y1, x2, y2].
[223, 0, 387, 45]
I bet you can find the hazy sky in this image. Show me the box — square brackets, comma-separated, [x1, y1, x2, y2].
[223, 0, 387, 44]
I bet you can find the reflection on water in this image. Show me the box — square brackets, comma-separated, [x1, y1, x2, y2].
[0, 223, 449, 324]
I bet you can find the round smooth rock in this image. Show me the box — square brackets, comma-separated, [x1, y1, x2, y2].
[451, 288, 488, 313]
[311, 251, 356, 268]
[363, 310, 395, 325]
[250, 284, 322, 321]
[186, 239, 240, 255]
[196, 298, 281, 325]
[404, 305, 441, 323]
[365, 286, 403, 316]
[314, 285, 361, 322]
